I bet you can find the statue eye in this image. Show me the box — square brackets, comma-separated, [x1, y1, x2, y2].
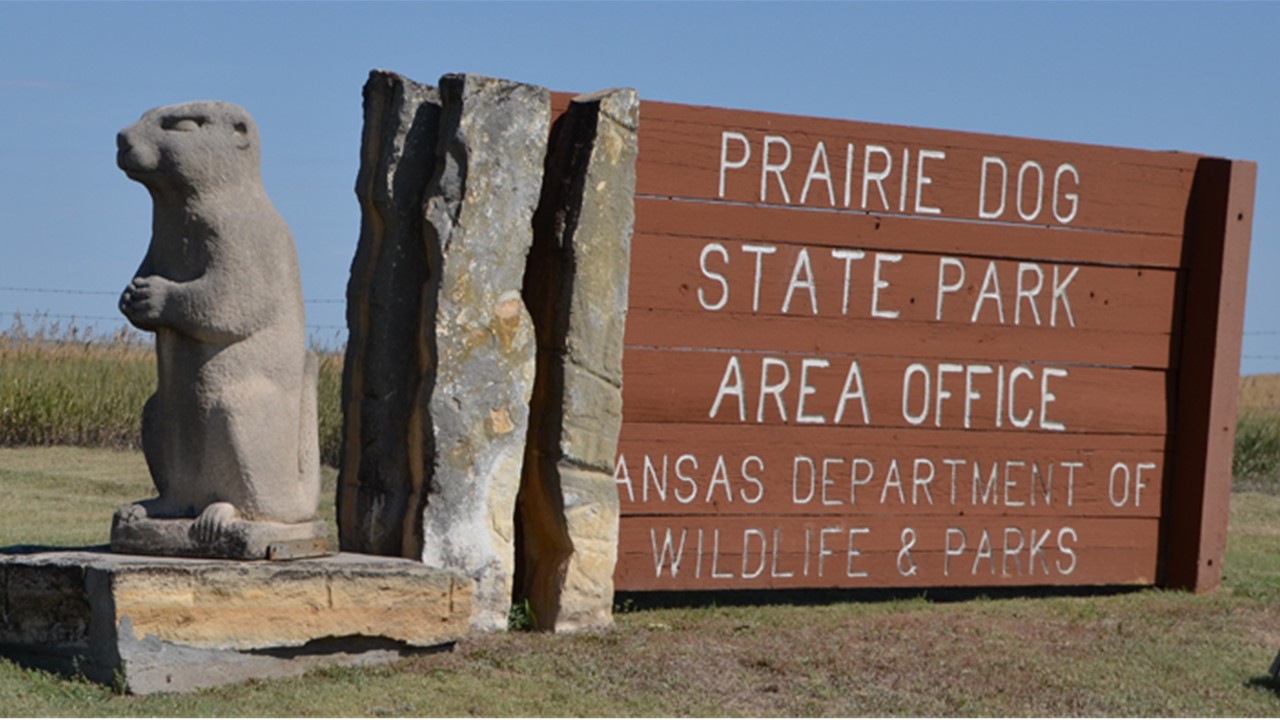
[162, 117, 204, 132]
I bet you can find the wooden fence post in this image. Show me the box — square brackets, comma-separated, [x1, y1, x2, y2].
[1162, 158, 1256, 592]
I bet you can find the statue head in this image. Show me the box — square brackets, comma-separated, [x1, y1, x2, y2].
[116, 100, 262, 195]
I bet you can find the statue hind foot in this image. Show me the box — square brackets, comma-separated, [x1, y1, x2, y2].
[191, 502, 241, 544]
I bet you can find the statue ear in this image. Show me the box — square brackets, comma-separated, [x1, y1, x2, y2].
[233, 121, 251, 150]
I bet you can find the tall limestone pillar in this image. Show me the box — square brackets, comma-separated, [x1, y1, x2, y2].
[518, 89, 638, 632]
[416, 74, 549, 631]
[343, 71, 549, 629]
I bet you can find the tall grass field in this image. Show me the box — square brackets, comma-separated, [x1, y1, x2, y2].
[0, 314, 344, 466]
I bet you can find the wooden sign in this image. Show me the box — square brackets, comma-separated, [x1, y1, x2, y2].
[611, 100, 1255, 593]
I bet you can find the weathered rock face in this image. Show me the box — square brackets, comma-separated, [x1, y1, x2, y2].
[341, 72, 637, 633]
[418, 74, 549, 632]
[113, 100, 322, 558]
[518, 89, 638, 632]
[340, 70, 441, 558]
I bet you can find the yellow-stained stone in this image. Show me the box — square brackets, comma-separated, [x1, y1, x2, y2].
[518, 88, 637, 633]
[111, 561, 467, 650]
[1, 550, 471, 693]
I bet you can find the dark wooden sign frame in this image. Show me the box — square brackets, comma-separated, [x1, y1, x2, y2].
[557, 97, 1253, 594]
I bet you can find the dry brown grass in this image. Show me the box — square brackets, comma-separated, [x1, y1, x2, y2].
[1240, 373, 1280, 414]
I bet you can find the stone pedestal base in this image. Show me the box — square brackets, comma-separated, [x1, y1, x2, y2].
[0, 550, 471, 694]
[111, 508, 330, 560]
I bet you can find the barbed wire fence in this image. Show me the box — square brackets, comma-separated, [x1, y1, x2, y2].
[0, 286, 349, 351]
[6, 284, 1280, 360]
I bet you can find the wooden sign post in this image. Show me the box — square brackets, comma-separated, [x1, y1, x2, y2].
[611, 101, 1255, 593]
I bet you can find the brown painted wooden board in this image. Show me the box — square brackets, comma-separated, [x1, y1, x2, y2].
[634, 198, 1184, 269]
[635, 101, 1200, 237]
[622, 349, 1168, 435]
[616, 425, 1165, 519]
[610, 97, 1254, 594]
[616, 516, 1159, 590]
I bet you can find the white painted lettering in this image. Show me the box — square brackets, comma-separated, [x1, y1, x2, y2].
[742, 528, 767, 579]
[614, 454, 634, 503]
[710, 355, 746, 422]
[800, 141, 835, 206]
[761, 135, 793, 203]
[1039, 368, 1068, 432]
[792, 456, 816, 504]
[821, 457, 844, 506]
[1050, 266, 1078, 328]
[903, 363, 930, 425]
[1015, 263, 1044, 326]
[831, 248, 867, 316]
[971, 261, 1006, 324]
[1017, 160, 1044, 221]
[718, 131, 750, 199]
[742, 456, 766, 504]
[862, 145, 893, 211]
[833, 360, 870, 425]
[740, 244, 777, 314]
[936, 256, 966, 321]
[979, 156, 1008, 219]
[758, 357, 790, 423]
[915, 149, 945, 215]
[871, 253, 902, 319]
[782, 248, 818, 315]
[1053, 163, 1080, 224]
[697, 243, 730, 312]
[651, 527, 687, 577]
[847, 528, 870, 578]
[674, 454, 698, 504]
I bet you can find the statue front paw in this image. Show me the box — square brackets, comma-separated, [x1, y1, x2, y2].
[115, 502, 150, 524]
[119, 275, 173, 330]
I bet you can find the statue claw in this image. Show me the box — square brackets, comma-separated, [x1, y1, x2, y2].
[191, 502, 240, 545]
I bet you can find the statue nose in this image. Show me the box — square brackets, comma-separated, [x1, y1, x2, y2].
[116, 132, 131, 153]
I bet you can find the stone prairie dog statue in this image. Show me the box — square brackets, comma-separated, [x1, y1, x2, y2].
[116, 100, 319, 541]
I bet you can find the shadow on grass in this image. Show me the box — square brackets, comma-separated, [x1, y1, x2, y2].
[615, 584, 1147, 612]
[1246, 676, 1280, 697]
[0, 544, 110, 555]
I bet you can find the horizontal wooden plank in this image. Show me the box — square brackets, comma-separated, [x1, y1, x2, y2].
[620, 422, 1168, 452]
[635, 100, 1200, 237]
[621, 349, 1168, 436]
[615, 515, 1158, 590]
[615, 431, 1165, 519]
[635, 198, 1184, 269]
[628, 234, 1179, 333]
[625, 309, 1172, 370]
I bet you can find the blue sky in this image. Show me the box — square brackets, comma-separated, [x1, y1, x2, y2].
[2, 2, 1277, 372]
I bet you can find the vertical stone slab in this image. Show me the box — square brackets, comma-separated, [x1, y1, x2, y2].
[340, 71, 440, 557]
[519, 89, 638, 632]
[418, 74, 549, 631]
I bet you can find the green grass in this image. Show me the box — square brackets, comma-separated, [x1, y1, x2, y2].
[0, 446, 339, 551]
[1235, 410, 1280, 494]
[2, 447, 1280, 716]
[1235, 374, 1280, 494]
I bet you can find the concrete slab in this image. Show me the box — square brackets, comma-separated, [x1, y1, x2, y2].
[0, 549, 471, 694]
